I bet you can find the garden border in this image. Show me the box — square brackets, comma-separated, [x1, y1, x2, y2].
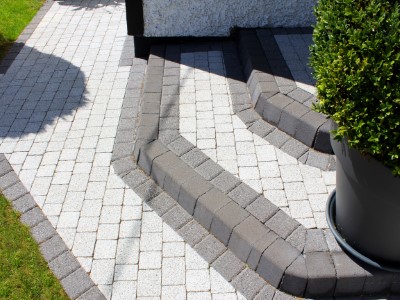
[0, 0, 54, 74]
[0, 154, 106, 300]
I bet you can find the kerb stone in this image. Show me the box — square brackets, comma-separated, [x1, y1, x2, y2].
[228, 215, 270, 262]
[210, 201, 249, 246]
[193, 188, 231, 230]
[257, 238, 300, 288]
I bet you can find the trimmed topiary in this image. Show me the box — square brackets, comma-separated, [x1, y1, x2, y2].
[310, 0, 400, 175]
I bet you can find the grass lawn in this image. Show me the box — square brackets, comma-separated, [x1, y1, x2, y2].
[0, 195, 69, 300]
[0, 0, 45, 62]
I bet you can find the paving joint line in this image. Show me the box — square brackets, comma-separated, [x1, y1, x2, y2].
[125, 41, 400, 298]
[111, 51, 279, 299]
[0, 153, 106, 300]
[237, 29, 335, 158]
[0, 0, 54, 74]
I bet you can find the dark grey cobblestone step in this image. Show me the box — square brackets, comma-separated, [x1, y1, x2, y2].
[123, 42, 399, 299]
[237, 29, 333, 156]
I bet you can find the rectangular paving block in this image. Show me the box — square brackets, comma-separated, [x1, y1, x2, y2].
[112, 156, 137, 177]
[257, 238, 300, 288]
[194, 235, 226, 264]
[280, 138, 308, 160]
[211, 171, 240, 194]
[280, 255, 307, 296]
[264, 129, 291, 148]
[141, 102, 161, 115]
[138, 140, 169, 174]
[158, 129, 180, 145]
[304, 229, 329, 253]
[314, 119, 333, 153]
[147, 192, 176, 216]
[194, 188, 231, 230]
[231, 268, 266, 300]
[151, 151, 180, 186]
[305, 252, 336, 297]
[262, 93, 293, 126]
[2, 181, 27, 201]
[163, 160, 195, 200]
[305, 150, 332, 170]
[246, 196, 279, 223]
[122, 169, 148, 189]
[210, 201, 249, 246]
[212, 250, 245, 281]
[142, 92, 162, 104]
[278, 101, 309, 136]
[248, 119, 275, 138]
[76, 287, 107, 300]
[254, 285, 276, 300]
[295, 111, 328, 148]
[286, 225, 307, 253]
[180, 148, 209, 168]
[49, 251, 81, 280]
[136, 125, 158, 141]
[265, 210, 300, 239]
[167, 136, 194, 157]
[178, 219, 208, 247]
[111, 142, 134, 162]
[12, 193, 36, 214]
[247, 230, 278, 271]
[332, 252, 366, 296]
[30, 219, 57, 244]
[135, 179, 163, 202]
[195, 159, 224, 181]
[178, 173, 213, 215]
[162, 205, 192, 230]
[228, 183, 260, 208]
[0, 159, 13, 177]
[40, 235, 69, 262]
[20, 207, 46, 228]
[61, 268, 94, 299]
[237, 109, 259, 127]
[228, 215, 270, 262]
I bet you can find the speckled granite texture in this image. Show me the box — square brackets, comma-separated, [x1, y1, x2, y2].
[142, 0, 316, 37]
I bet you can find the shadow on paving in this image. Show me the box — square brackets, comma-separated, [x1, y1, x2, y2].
[0, 44, 88, 139]
[54, 0, 123, 11]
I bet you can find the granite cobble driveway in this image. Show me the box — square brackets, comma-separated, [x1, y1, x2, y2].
[0, 0, 247, 299]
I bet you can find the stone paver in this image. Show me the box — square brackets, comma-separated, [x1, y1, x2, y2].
[0, 1, 245, 299]
[179, 50, 335, 229]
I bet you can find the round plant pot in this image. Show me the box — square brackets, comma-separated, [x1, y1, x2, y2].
[331, 136, 400, 266]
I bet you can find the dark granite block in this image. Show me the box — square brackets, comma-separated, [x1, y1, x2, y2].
[229, 215, 270, 262]
[305, 252, 336, 297]
[193, 188, 231, 230]
[210, 202, 249, 246]
[257, 238, 300, 287]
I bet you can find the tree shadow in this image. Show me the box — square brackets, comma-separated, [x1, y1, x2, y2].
[0, 44, 88, 139]
[54, 0, 124, 11]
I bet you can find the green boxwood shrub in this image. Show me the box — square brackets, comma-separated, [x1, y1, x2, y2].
[310, 0, 400, 175]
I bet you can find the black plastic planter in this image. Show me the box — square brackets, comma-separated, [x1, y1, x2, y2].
[329, 136, 400, 268]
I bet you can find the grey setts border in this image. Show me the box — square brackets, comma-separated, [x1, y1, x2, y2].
[0, 0, 54, 74]
[0, 1, 105, 298]
[111, 45, 281, 300]
[237, 29, 333, 156]
[130, 42, 400, 298]
[0, 154, 106, 300]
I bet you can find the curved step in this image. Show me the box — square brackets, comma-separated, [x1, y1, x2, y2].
[237, 29, 333, 154]
[130, 43, 399, 298]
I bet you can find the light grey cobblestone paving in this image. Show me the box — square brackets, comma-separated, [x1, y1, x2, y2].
[274, 34, 316, 97]
[179, 51, 335, 229]
[0, 0, 247, 298]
